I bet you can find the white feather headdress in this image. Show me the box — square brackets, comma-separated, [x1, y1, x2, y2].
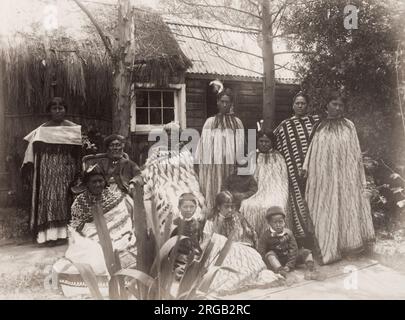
[209, 79, 224, 94]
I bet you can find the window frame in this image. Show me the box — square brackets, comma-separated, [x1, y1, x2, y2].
[130, 83, 186, 134]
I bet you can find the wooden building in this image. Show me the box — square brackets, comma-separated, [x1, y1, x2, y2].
[0, 3, 299, 207]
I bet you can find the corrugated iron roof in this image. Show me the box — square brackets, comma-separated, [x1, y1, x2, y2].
[164, 16, 299, 83]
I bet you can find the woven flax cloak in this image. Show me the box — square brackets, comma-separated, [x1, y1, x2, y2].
[195, 114, 245, 210]
[303, 118, 375, 264]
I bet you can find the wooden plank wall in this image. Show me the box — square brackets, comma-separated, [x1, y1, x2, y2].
[184, 79, 207, 131]
[185, 76, 299, 132]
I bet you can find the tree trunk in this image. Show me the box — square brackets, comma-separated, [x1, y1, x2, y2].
[262, 0, 276, 131]
[113, 0, 136, 138]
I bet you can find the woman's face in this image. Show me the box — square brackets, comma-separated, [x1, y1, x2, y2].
[107, 139, 124, 160]
[327, 98, 344, 118]
[179, 200, 197, 219]
[50, 101, 66, 122]
[219, 202, 235, 218]
[87, 175, 106, 195]
[217, 95, 232, 114]
[258, 135, 272, 153]
[293, 96, 308, 117]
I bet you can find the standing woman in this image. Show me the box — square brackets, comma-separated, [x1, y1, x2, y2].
[303, 92, 375, 265]
[23, 97, 82, 245]
[240, 129, 289, 238]
[273, 92, 320, 248]
[195, 84, 245, 210]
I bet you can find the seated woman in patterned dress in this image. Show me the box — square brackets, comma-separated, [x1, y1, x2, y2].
[52, 165, 136, 297]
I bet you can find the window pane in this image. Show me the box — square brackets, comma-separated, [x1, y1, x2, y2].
[149, 91, 161, 108]
[163, 109, 174, 124]
[163, 91, 174, 108]
[150, 108, 162, 124]
[136, 108, 149, 124]
[135, 91, 148, 108]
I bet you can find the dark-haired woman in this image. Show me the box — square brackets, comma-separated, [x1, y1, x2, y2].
[273, 92, 320, 248]
[303, 92, 375, 265]
[23, 97, 82, 244]
[53, 165, 136, 297]
[82, 134, 141, 197]
[240, 130, 288, 238]
[195, 88, 245, 210]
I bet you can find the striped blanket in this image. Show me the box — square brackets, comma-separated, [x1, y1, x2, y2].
[274, 115, 320, 241]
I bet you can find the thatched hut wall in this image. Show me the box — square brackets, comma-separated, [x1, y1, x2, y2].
[1, 40, 114, 206]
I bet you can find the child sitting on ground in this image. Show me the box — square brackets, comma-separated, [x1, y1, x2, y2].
[206, 191, 258, 248]
[222, 159, 258, 210]
[258, 206, 325, 281]
[171, 193, 204, 279]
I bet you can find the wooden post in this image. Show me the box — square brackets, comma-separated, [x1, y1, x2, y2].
[262, 0, 276, 131]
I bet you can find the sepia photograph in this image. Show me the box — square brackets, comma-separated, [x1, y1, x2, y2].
[0, 0, 405, 304]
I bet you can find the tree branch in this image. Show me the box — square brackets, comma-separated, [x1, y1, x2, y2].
[211, 48, 263, 76]
[273, 50, 312, 56]
[72, 0, 114, 58]
[271, 0, 292, 24]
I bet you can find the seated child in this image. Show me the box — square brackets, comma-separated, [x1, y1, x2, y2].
[208, 191, 258, 248]
[222, 159, 258, 210]
[258, 206, 325, 281]
[171, 193, 204, 279]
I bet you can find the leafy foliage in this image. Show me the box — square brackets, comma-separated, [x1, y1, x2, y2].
[70, 193, 236, 300]
[283, 0, 403, 161]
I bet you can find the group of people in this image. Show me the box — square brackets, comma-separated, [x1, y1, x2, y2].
[22, 85, 376, 295]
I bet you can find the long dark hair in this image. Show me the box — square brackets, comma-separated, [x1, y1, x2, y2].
[212, 191, 234, 217]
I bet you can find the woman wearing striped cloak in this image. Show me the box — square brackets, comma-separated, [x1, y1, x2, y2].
[303, 92, 375, 265]
[195, 86, 245, 210]
[273, 92, 319, 248]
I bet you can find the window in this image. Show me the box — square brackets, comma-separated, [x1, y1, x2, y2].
[131, 84, 186, 133]
[135, 90, 175, 125]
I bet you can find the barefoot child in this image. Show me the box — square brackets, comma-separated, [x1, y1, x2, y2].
[258, 206, 324, 280]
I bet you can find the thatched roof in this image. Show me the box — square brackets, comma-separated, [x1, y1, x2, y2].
[0, 1, 191, 117]
[131, 10, 192, 84]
